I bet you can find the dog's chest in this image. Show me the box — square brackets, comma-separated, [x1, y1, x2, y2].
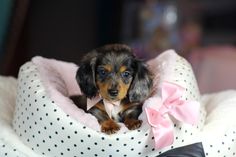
[111, 105, 123, 122]
[103, 99, 123, 122]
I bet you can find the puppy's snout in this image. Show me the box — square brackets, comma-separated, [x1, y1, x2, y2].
[108, 89, 119, 97]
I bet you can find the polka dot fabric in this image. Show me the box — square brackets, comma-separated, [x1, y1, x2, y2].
[199, 90, 236, 157]
[0, 139, 27, 157]
[13, 62, 160, 156]
[146, 50, 206, 153]
[12, 50, 236, 156]
[203, 128, 236, 157]
[147, 50, 236, 156]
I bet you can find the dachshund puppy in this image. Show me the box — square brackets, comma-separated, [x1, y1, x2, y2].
[74, 44, 153, 134]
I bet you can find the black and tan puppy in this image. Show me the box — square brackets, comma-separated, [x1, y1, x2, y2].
[74, 44, 152, 134]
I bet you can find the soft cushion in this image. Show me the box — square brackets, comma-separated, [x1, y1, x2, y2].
[12, 50, 206, 156]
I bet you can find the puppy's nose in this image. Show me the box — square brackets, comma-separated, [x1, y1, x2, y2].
[108, 89, 118, 97]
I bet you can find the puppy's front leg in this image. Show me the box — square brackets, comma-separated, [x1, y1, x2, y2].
[100, 119, 120, 134]
[88, 102, 120, 134]
[122, 104, 143, 130]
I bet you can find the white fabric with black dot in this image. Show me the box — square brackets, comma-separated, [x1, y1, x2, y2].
[12, 50, 236, 156]
[145, 50, 206, 153]
[0, 139, 27, 157]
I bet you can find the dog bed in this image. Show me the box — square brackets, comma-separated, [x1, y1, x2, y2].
[11, 50, 236, 157]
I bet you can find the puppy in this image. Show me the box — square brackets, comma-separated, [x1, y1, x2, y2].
[74, 44, 153, 134]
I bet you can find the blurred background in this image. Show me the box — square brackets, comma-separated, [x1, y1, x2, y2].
[1, 0, 236, 94]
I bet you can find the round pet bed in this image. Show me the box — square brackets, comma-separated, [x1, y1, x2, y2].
[12, 50, 236, 157]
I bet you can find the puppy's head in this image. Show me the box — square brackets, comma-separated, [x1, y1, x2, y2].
[76, 44, 152, 103]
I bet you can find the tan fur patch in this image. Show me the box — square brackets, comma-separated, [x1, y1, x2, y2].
[103, 65, 112, 72]
[117, 79, 130, 100]
[96, 81, 110, 100]
[119, 65, 127, 73]
[101, 119, 120, 134]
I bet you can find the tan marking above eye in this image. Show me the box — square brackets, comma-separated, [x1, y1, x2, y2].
[119, 66, 127, 73]
[102, 65, 112, 72]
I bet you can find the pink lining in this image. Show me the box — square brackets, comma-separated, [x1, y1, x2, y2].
[32, 56, 100, 131]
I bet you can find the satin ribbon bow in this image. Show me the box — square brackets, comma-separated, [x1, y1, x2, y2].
[87, 96, 120, 118]
[145, 81, 200, 149]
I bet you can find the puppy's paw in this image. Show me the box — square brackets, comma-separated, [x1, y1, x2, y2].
[124, 119, 142, 130]
[101, 119, 120, 134]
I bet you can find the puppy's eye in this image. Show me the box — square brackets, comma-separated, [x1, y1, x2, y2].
[121, 71, 131, 78]
[97, 68, 107, 77]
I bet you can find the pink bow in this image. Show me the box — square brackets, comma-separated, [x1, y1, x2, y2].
[87, 96, 120, 118]
[145, 81, 200, 149]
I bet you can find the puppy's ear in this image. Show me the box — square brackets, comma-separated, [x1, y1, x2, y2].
[128, 60, 153, 103]
[76, 51, 98, 98]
